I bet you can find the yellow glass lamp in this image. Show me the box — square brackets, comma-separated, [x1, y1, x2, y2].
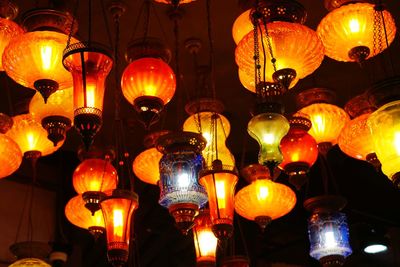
[232, 9, 252, 45]
[3, 9, 78, 102]
[234, 164, 296, 230]
[367, 100, 400, 186]
[193, 209, 218, 266]
[9, 258, 50, 267]
[0, 113, 22, 178]
[317, 2, 396, 62]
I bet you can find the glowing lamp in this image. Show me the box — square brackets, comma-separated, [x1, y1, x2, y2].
[304, 195, 352, 267]
[65, 195, 105, 237]
[29, 88, 74, 146]
[9, 258, 50, 267]
[3, 9, 78, 102]
[9, 242, 51, 267]
[235, 164, 296, 230]
[100, 189, 138, 267]
[63, 42, 113, 150]
[279, 114, 318, 190]
[157, 132, 208, 234]
[0, 113, 22, 179]
[367, 100, 400, 186]
[232, 10, 252, 45]
[193, 209, 218, 266]
[317, 2, 396, 63]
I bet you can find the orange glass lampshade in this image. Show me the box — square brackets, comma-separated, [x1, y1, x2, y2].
[65, 195, 105, 236]
[132, 147, 162, 185]
[183, 112, 235, 167]
[193, 210, 218, 266]
[317, 3, 396, 62]
[6, 114, 63, 157]
[0, 133, 22, 178]
[0, 18, 24, 71]
[235, 21, 324, 92]
[232, 9, 252, 45]
[100, 189, 139, 267]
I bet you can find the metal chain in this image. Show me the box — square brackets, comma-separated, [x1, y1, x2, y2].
[253, 17, 262, 98]
[262, 19, 277, 72]
[373, 5, 383, 57]
[65, 0, 79, 49]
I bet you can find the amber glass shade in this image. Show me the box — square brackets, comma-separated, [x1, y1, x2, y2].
[183, 112, 235, 167]
[6, 114, 63, 156]
[298, 104, 349, 145]
[234, 179, 296, 221]
[132, 147, 162, 185]
[121, 57, 176, 106]
[0, 18, 24, 71]
[193, 210, 218, 265]
[367, 100, 400, 182]
[9, 258, 51, 267]
[65, 195, 105, 231]
[232, 10, 252, 45]
[317, 3, 396, 62]
[73, 158, 118, 194]
[235, 21, 324, 92]
[0, 134, 22, 178]
[3, 31, 77, 89]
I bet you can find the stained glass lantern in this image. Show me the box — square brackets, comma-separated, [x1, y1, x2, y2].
[0, 113, 22, 178]
[317, 1, 396, 63]
[193, 209, 218, 267]
[3, 9, 78, 102]
[156, 131, 208, 234]
[304, 195, 352, 267]
[100, 189, 139, 267]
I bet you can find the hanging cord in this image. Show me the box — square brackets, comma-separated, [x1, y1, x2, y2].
[88, 0, 92, 45]
[257, 22, 268, 90]
[128, 1, 146, 43]
[318, 153, 340, 195]
[65, 0, 79, 49]
[101, 0, 115, 49]
[206, 0, 216, 99]
[261, 19, 277, 73]
[143, 0, 151, 42]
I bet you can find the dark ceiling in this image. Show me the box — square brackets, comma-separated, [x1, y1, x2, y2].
[0, 0, 400, 267]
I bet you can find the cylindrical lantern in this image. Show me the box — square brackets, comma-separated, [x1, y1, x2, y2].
[193, 209, 218, 266]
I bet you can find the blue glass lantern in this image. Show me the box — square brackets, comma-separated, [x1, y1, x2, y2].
[305, 196, 352, 267]
[157, 131, 208, 233]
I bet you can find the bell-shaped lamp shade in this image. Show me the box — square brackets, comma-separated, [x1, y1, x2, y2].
[232, 9, 252, 45]
[6, 114, 63, 157]
[9, 258, 51, 267]
[100, 189, 138, 267]
[0, 18, 24, 71]
[0, 133, 22, 178]
[235, 21, 324, 92]
[317, 3, 396, 62]
[29, 88, 74, 146]
[132, 147, 162, 185]
[65, 194, 105, 236]
[193, 210, 218, 266]
[247, 113, 290, 168]
[367, 100, 400, 186]
[183, 112, 235, 167]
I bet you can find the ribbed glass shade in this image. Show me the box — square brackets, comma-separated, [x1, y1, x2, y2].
[317, 3, 396, 62]
[367, 100, 400, 181]
[232, 9, 252, 45]
[6, 114, 63, 156]
[0, 18, 24, 71]
[193, 210, 218, 264]
[0, 134, 22, 178]
[73, 158, 118, 194]
[234, 179, 296, 221]
[3, 31, 76, 90]
[121, 57, 176, 105]
[235, 21, 324, 92]
[298, 104, 349, 145]
[65, 194, 105, 230]
[308, 212, 352, 261]
[9, 258, 51, 267]
[132, 147, 162, 185]
[183, 112, 235, 167]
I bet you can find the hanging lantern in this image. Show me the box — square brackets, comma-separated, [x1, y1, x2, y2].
[3, 9, 78, 102]
[297, 88, 349, 154]
[9, 242, 51, 267]
[132, 130, 169, 185]
[156, 132, 208, 234]
[304, 195, 352, 267]
[121, 38, 176, 128]
[279, 114, 318, 190]
[65, 194, 105, 237]
[29, 88, 74, 146]
[63, 42, 113, 150]
[367, 100, 400, 187]
[100, 189, 139, 267]
[193, 209, 218, 267]
[6, 114, 64, 157]
[317, 1, 396, 63]
[235, 164, 296, 230]
[0, 113, 22, 178]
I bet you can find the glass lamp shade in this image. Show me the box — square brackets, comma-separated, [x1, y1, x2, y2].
[232, 10, 252, 45]
[235, 21, 324, 92]
[0, 134, 22, 178]
[6, 114, 63, 156]
[0, 18, 24, 71]
[298, 104, 350, 145]
[183, 112, 235, 167]
[247, 113, 290, 168]
[317, 3, 396, 62]
[193, 210, 218, 265]
[65, 195, 105, 236]
[132, 147, 162, 185]
[9, 258, 51, 267]
[367, 100, 400, 184]
[100, 189, 138, 267]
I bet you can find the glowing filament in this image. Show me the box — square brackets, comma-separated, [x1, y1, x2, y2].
[197, 230, 218, 256]
[349, 18, 360, 33]
[216, 180, 226, 209]
[113, 209, 124, 238]
[86, 84, 96, 107]
[40, 45, 53, 71]
[177, 173, 190, 189]
[263, 133, 275, 145]
[27, 132, 36, 151]
[324, 231, 337, 248]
